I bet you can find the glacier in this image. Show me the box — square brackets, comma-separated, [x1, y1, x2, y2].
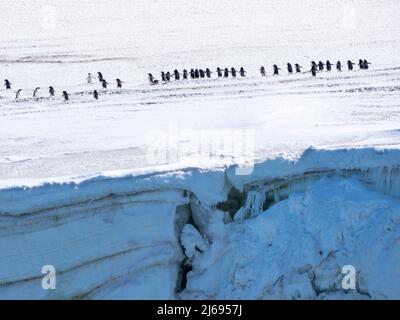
[1, 148, 399, 299]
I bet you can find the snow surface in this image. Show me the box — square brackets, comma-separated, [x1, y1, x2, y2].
[1, 0, 400, 299]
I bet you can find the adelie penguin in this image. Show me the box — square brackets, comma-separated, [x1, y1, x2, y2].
[161, 72, 167, 82]
[199, 69, 205, 78]
[4, 79, 11, 90]
[318, 61, 324, 71]
[62, 91, 69, 101]
[173, 69, 181, 80]
[260, 66, 266, 76]
[273, 65, 281, 75]
[183, 70, 188, 80]
[311, 64, 317, 77]
[224, 68, 230, 78]
[194, 69, 200, 79]
[363, 59, 371, 70]
[326, 60, 332, 71]
[231, 67, 237, 78]
[33, 87, 40, 98]
[336, 61, 342, 71]
[116, 78, 124, 88]
[358, 59, 364, 70]
[166, 72, 172, 81]
[239, 67, 246, 77]
[101, 79, 109, 89]
[295, 64, 302, 73]
[216, 67, 223, 78]
[287, 63, 293, 74]
[93, 90, 99, 100]
[347, 60, 355, 71]
[205, 68, 212, 78]
[97, 72, 104, 82]
[190, 69, 195, 79]
[49, 86, 55, 96]
[87, 73, 96, 84]
[15, 89, 22, 100]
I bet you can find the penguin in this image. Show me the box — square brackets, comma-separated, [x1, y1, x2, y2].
[273, 65, 281, 75]
[205, 68, 212, 78]
[311, 61, 317, 68]
[347, 60, 355, 71]
[224, 68, 230, 78]
[87, 73, 96, 84]
[62, 91, 69, 101]
[166, 72, 172, 81]
[173, 69, 181, 80]
[49, 86, 55, 97]
[101, 79, 109, 89]
[239, 67, 246, 77]
[336, 61, 342, 72]
[4, 79, 11, 90]
[311, 65, 317, 77]
[33, 87, 40, 98]
[15, 89, 22, 100]
[216, 67, 223, 78]
[260, 66, 266, 76]
[326, 60, 332, 71]
[116, 78, 123, 88]
[358, 59, 364, 70]
[295, 64, 302, 73]
[363, 59, 371, 70]
[287, 63, 293, 74]
[194, 69, 200, 79]
[97, 72, 104, 82]
[199, 69, 205, 78]
[93, 90, 99, 100]
[231, 68, 237, 78]
[153, 79, 159, 85]
[190, 69, 195, 79]
[148, 73, 155, 84]
[183, 70, 188, 80]
[318, 61, 324, 71]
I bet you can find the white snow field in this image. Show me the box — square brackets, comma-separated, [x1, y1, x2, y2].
[1, 0, 400, 299]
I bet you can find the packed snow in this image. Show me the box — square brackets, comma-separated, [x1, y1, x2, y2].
[1, 0, 400, 299]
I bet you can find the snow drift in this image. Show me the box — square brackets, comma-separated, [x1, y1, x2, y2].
[1, 147, 399, 299]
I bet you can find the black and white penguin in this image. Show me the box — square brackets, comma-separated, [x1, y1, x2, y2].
[205, 68, 212, 78]
[239, 67, 246, 77]
[15, 89, 22, 99]
[199, 69, 205, 78]
[363, 59, 371, 70]
[216, 67, 223, 78]
[148, 73, 155, 84]
[311, 65, 317, 77]
[260, 66, 266, 76]
[33, 87, 40, 97]
[224, 68, 230, 78]
[231, 68, 237, 78]
[49, 86, 55, 97]
[116, 78, 123, 88]
[87, 73, 96, 84]
[62, 91, 69, 101]
[295, 64, 302, 73]
[190, 69, 195, 79]
[93, 90, 99, 100]
[326, 60, 332, 71]
[336, 61, 342, 71]
[4, 79, 11, 90]
[166, 72, 172, 81]
[174, 69, 181, 80]
[101, 79, 109, 89]
[347, 60, 355, 71]
[193, 69, 199, 79]
[183, 70, 188, 80]
[311, 61, 317, 68]
[97, 72, 104, 82]
[287, 63, 293, 74]
[358, 59, 364, 70]
[273, 65, 281, 75]
[161, 72, 167, 82]
[318, 61, 324, 71]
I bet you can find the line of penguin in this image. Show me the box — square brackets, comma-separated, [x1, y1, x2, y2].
[3, 72, 124, 101]
[148, 59, 371, 85]
[2, 59, 371, 101]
